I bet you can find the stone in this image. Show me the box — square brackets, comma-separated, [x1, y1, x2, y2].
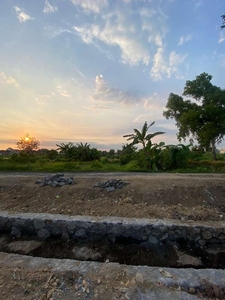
[202, 231, 212, 240]
[148, 236, 158, 245]
[176, 250, 203, 267]
[6, 240, 43, 255]
[38, 229, 50, 239]
[33, 219, 46, 230]
[72, 246, 102, 261]
[160, 233, 169, 241]
[75, 229, 86, 238]
[198, 239, 206, 246]
[106, 187, 115, 192]
[93, 179, 128, 191]
[11, 227, 21, 237]
[35, 174, 75, 187]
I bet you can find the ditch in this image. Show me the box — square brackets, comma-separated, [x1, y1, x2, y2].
[0, 234, 225, 269]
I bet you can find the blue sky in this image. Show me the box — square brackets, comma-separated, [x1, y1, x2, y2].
[0, 0, 225, 150]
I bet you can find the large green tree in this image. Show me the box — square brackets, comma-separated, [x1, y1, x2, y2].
[163, 73, 225, 160]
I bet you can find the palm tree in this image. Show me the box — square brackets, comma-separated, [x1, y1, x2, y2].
[123, 121, 165, 169]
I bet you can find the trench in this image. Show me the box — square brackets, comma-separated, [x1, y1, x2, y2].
[0, 234, 225, 269]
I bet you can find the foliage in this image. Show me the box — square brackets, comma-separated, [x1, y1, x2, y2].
[56, 142, 100, 161]
[16, 133, 40, 152]
[222, 14, 225, 29]
[46, 149, 58, 160]
[157, 144, 191, 170]
[123, 121, 165, 169]
[163, 73, 225, 160]
[119, 143, 137, 165]
[10, 152, 36, 163]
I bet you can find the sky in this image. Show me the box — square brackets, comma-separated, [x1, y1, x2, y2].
[0, 0, 225, 151]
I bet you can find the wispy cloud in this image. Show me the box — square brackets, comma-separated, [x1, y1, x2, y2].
[178, 34, 192, 45]
[14, 6, 34, 23]
[73, 23, 150, 66]
[91, 74, 140, 105]
[72, 4, 168, 66]
[60, 90, 71, 97]
[84, 104, 110, 110]
[219, 32, 225, 43]
[43, 0, 58, 14]
[75, 68, 86, 79]
[55, 83, 71, 97]
[0, 72, 20, 88]
[143, 92, 166, 110]
[150, 47, 187, 81]
[70, 0, 108, 14]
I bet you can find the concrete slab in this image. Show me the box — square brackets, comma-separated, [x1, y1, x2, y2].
[0, 252, 225, 299]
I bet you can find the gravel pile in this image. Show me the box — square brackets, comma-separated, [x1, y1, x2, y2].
[35, 173, 75, 187]
[93, 179, 128, 192]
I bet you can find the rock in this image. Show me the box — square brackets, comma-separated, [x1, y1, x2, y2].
[158, 269, 172, 278]
[5, 240, 43, 255]
[175, 250, 203, 267]
[148, 236, 158, 245]
[72, 246, 102, 261]
[136, 273, 144, 284]
[106, 187, 115, 192]
[188, 288, 196, 294]
[35, 174, 75, 187]
[198, 239, 206, 246]
[38, 229, 50, 239]
[202, 231, 212, 240]
[11, 227, 21, 237]
[93, 179, 128, 191]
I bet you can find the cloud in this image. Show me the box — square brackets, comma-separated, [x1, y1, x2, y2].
[218, 32, 225, 43]
[91, 74, 140, 105]
[60, 90, 71, 97]
[84, 104, 110, 110]
[14, 6, 34, 23]
[70, 0, 108, 14]
[55, 83, 72, 97]
[72, 4, 168, 66]
[75, 68, 86, 79]
[43, 0, 58, 14]
[73, 22, 150, 66]
[0, 72, 20, 88]
[150, 47, 187, 81]
[178, 34, 192, 45]
[143, 92, 166, 110]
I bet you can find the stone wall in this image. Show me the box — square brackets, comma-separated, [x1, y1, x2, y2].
[0, 212, 224, 249]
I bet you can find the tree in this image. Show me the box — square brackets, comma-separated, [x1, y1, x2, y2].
[56, 142, 76, 159]
[221, 14, 225, 29]
[16, 133, 40, 152]
[123, 121, 165, 169]
[163, 73, 225, 160]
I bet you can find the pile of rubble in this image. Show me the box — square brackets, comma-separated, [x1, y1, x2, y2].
[35, 173, 75, 187]
[93, 179, 128, 192]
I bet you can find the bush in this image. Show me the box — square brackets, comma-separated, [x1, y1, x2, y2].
[10, 152, 36, 163]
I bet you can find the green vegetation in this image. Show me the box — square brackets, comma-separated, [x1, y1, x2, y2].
[123, 121, 165, 170]
[163, 73, 225, 160]
[1, 72, 225, 173]
[1, 146, 225, 173]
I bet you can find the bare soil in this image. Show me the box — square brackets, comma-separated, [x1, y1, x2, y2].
[0, 173, 225, 221]
[1, 172, 225, 299]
